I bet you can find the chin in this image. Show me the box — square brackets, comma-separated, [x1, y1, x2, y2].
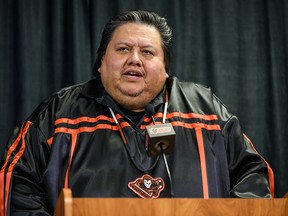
[121, 88, 143, 97]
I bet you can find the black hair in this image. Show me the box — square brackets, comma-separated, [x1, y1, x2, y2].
[93, 10, 172, 76]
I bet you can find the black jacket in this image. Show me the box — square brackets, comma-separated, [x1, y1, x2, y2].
[0, 77, 274, 215]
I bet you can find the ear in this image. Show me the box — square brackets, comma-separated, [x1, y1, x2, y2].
[98, 56, 105, 73]
[166, 73, 169, 78]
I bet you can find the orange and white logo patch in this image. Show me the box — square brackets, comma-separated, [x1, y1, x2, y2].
[128, 174, 165, 199]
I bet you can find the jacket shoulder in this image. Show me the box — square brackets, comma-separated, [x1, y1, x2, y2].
[168, 77, 232, 121]
[24, 80, 94, 138]
[28, 83, 83, 120]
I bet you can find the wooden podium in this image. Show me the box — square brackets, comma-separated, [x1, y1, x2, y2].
[54, 189, 288, 216]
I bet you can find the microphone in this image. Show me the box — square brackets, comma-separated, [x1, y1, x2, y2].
[145, 104, 175, 197]
[144, 105, 176, 157]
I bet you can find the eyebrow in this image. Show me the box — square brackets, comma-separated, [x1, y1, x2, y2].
[114, 41, 157, 50]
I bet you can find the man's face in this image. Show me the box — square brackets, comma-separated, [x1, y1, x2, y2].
[99, 23, 168, 112]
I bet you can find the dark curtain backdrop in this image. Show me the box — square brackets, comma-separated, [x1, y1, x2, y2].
[0, 0, 287, 197]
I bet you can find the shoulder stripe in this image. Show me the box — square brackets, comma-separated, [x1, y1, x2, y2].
[140, 122, 221, 131]
[142, 112, 218, 123]
[55, 124, 118, 134]
[48, 112, 220, 142]
[171, 122, 221, 130]
[54, 112, 218, 127]
[55, 115, 114, 125]
[55, 112, 218, 127]
[167, 112, 218, 121]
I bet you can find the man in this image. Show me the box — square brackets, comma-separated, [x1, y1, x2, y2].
[0, 10, 273, 215]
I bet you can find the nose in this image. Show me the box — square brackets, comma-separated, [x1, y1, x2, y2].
[127, 50, 142, 66]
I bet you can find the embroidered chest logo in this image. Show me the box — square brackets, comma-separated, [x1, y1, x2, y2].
[128, 174, 165, 198]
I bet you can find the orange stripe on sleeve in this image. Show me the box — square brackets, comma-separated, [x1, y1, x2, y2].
[243, 134, 275, 197]
[0, 121, 31, 216]
[0, 123, 24, 216]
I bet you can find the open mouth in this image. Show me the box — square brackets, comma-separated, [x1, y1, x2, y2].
[123, 71, 143, 77]
[122, 69, 145, 80]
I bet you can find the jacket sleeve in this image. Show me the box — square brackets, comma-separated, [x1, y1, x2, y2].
[0, 121, 51, 215]
[222, 116, 274, 198]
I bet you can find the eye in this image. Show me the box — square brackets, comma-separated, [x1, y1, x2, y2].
[142, 49, 154, 56]
[117, 46, 129, 52]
